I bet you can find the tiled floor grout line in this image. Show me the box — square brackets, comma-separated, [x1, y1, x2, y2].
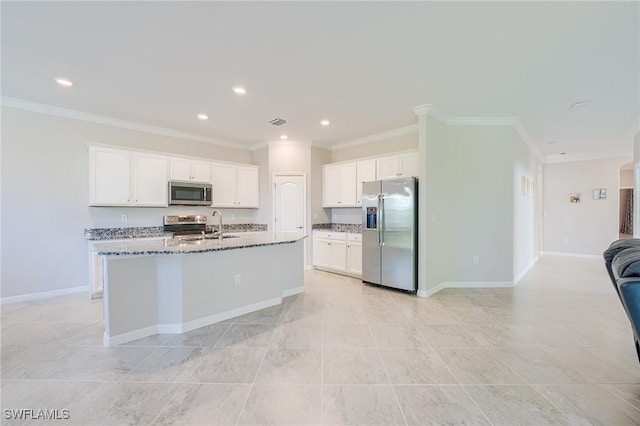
[597, 383, 640, 412]
[320, 301, 325, 426]
[366, 321, 409, 426]
[233, 321, 278, 426]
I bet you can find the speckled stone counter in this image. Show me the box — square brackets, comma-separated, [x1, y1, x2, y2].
[85, 224, 268, 241]
[93, 232, 304, 256]
[312, 223, 362, 233]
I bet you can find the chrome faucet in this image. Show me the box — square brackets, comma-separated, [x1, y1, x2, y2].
[211, 210, 223, 241]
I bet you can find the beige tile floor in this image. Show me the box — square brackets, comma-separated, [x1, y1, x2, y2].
[2, 255, 640, 425]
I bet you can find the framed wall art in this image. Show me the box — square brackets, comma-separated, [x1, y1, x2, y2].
[593, 188, 606, 200]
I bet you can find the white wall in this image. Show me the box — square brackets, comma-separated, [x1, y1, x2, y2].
[310, 147, 331, 225]
[416, 117, 524, 294]
[543, 157, 630, 255]
[442, 125, 514, 283]
[331, 131, 418, 163]
[620, 169, 634, 188]
[1, 107, 255, 299]
[512, 129, 540, 282]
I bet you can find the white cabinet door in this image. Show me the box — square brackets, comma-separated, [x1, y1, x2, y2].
[323, 163, 357, 207]
[170, 158, 211, 182]
[400, 152, 419, 178]
[340, 163, 357, 206]
[169, 158, 192, 181]
[329, 240, 347, 271]
[191, 160, 212, 183]
[212, 163, 237, 207]
[346, 241, 362, 276]
[89, 147, 131, 206]
[376, 156, 400, 180]
[313, 238, 331, 269]
[356, 159, 376, 207]
[133, 153, 168, 206]
[237, 166, 259, 207]
[323, 165, 342, 207]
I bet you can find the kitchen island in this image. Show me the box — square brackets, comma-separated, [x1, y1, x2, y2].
[93, 233, 305, 347]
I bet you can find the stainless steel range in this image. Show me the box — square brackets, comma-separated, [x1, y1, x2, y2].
[163, 215, 230, 241]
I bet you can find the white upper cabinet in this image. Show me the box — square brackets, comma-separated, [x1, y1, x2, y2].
[356, 159, 376, 207]
[89, 147, 131, 206]
[323, 163, 357, 207]
[132, 153, 168, 206]
[212, 163, 260, 208]
[400, 152, 420, 178]
[89, 146, 168, 207]
[237, 166, 260, 207]
[170, 158, 211, 183]
[376, 152, 420, 180]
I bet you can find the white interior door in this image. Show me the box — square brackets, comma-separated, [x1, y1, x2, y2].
[274, 174, 306, 239]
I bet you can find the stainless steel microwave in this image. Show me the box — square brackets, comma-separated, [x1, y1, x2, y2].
[168, 180, 212, 206]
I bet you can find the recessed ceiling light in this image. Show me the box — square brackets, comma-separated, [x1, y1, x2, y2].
[197, 113, 208, 121]
[320, 119, 330, 126]
[54, 78, 74, 87]
[548, 141, 557, 145]
[232, 86, 247, 95]
[280, 134, 288, 140]
[570, 100, 591, 109]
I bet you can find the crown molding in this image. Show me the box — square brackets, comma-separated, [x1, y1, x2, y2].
[266, 139, 313, 148]
[412, 104, 432, 116]
[250, 142, 269, 151]
[544, 152, 632, 164]
[330, 124, 418, 151]
[1, 96, 248, 151]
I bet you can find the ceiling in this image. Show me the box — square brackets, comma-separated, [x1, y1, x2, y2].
[2, 1, 638, 161]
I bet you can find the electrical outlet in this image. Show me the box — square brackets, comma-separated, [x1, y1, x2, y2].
[473, 256, 479, 264]
[121, 214, 128, 222]
[234, 274, 241, 285]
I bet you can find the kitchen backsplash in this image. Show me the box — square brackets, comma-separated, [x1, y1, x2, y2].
[312, 223, 362, 233]
[85, 224, 268, 240]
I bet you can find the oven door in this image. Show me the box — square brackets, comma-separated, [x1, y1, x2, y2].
[169, 181, 212, 206]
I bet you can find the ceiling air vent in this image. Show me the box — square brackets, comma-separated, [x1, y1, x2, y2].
[268, 118, 287, 126]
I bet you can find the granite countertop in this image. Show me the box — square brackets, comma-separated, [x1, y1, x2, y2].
[92, 232, 306, 256]
[312, 223, 362, 233]
[85, 224, 268, 241]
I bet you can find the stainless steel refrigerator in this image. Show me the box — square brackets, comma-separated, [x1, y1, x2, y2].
[362, 177, 417, 292]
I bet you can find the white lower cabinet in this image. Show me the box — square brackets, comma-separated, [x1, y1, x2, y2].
[346, 234, 362, 276]
[313, 231, 361, 278]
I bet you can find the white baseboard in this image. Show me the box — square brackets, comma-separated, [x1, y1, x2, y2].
[104, 325, 158, 347]
[417, 280, 514, 298]
[180, 297, 282, 333]
[282, 286, 305, 297]
[542, 251, 602, 259]
[514, 256, 540, 285]
[104, 297, 284, 347]
[1, 285, 89, 305]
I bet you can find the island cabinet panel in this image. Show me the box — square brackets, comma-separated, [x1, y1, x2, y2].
[100, 238, 304, 347]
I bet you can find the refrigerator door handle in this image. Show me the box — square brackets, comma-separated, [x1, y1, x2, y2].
[376, 194, 382, 247]
[379, 195, 385, 247]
